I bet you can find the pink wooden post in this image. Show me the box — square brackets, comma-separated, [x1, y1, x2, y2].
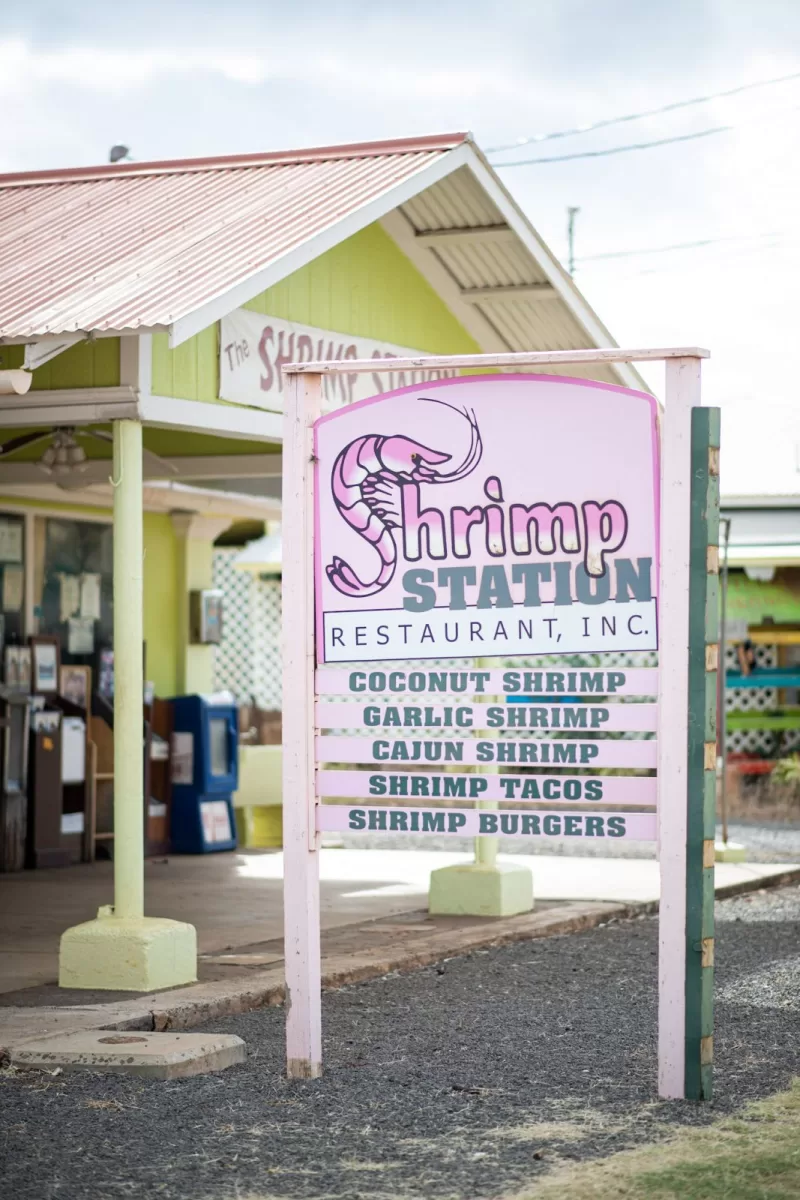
[657, 355, 701, 1098]
[282, 370, 323, 1078]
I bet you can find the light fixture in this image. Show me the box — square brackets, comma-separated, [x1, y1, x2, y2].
[0, 370, 32, 395]
[233, 529, 283, 576]
[67, 443, 87, 469]
[37, 428, 88, 476]
[745, 566, 776, 582]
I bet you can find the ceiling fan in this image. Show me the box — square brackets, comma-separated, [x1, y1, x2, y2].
[0, 426, 178, 488]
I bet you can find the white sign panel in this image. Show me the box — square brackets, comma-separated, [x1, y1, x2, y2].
[219, 309, 456, 413]
[314, 375, 660, 663]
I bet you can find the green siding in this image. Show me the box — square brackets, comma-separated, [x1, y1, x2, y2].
[150, 221, 479, 402]
[726, 569, 800, 625]
[0, 340, 120, 389]
[142, 512, 179, 697]
[152, 326, 218, 404]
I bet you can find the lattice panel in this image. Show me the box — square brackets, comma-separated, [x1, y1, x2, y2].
[212, 550, 284, 709]
[213, 549, 254, 700]
[252, 578, 282, 709]
[725, 643, 778, 756]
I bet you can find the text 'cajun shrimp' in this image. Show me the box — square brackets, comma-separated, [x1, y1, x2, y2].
[326, 400, 482, 597]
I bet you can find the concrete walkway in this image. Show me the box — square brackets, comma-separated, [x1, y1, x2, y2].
[2, 848, 796, 995]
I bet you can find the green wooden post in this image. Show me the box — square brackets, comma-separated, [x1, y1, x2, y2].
[685, 405, 720, 1099]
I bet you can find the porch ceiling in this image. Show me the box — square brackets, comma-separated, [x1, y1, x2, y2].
[383, 163, 638, 388]
[0, 424, 283, 502]
[0, 478, 280, 519]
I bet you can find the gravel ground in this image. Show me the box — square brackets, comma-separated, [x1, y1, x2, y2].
[716, 820, 800, 862]
[4, 885, 800, 1200]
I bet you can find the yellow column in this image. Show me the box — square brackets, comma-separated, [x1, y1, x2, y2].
[59, 421, 197, 991]
[428, 659, 533, 917]
[113, 419, 144, 919]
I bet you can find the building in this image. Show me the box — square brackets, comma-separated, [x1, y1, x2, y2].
[0, 131, 647, 991]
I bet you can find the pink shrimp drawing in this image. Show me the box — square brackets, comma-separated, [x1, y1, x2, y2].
[326, 400, 482, 597]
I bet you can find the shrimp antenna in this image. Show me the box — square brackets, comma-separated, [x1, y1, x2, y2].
[419, 396, 482, 481]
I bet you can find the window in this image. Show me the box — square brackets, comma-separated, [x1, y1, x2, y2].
[34, 517, 113, 666]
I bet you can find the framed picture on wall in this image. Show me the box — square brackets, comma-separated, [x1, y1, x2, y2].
[30, 635, 60, 694]
[0, 517, 23, 564]
[4, 645, 19, 690]
[4, 645, 31, 693]
[60, 664, 92, 710]
[97, 647, 114, 701]
[18, 646, 31, 693]
[96, 644, 146, 703]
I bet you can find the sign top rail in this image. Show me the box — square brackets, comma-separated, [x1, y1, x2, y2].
[283, 346, 710, 376]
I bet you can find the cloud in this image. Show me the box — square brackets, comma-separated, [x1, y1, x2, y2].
[1, 1, 800, 489]
[0, 38, 271, 92]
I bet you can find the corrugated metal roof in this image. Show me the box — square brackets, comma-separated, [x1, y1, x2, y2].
[0, 132, 645, 391]
[0, 134, 467, 341]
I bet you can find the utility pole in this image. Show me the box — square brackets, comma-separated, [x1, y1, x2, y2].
[567, 206, 580, 275]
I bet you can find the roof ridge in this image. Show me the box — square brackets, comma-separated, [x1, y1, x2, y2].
[0, 132, 471, 188]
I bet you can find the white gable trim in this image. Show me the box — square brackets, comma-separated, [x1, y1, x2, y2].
[168, 143, 474, 349]
[461, 150, 646, 393]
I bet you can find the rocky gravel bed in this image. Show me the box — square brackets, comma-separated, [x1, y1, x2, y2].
[3, 884, 800, 1200]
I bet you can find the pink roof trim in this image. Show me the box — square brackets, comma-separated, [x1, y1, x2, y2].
[0, 132, 471, 188]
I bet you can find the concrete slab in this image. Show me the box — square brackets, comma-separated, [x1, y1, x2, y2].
[2, 854, 799, 1057]
[11, 1029, 246, 1078]
[2, 848, 798, 996]
[715, 840, 747, 863]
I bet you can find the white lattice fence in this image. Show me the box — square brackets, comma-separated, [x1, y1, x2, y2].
[252, 577, 282, 709]
[213, 550, 283, 709]
[213, 550, 253, 699]
[725, 642, 779, 756]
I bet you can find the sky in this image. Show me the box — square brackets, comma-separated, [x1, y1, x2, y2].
[2, 0, 800, 496]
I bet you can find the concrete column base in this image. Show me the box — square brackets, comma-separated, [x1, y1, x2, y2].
[714, 841, 747, 863]
[428, 862, 534, 917]
[59, 908, 197, 992]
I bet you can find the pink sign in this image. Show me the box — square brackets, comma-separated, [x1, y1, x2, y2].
[313, 375, 659, 664]
[315, 700, 658, 732]
[317, 769, 657, 805]
[317, 735, 657, 769]
[317, 804, 657, 841]
[315, 666, 659, 696]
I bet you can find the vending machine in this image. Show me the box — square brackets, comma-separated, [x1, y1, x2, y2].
[169, 694, 238, 853]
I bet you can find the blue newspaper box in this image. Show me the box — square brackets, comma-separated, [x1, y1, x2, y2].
[169, 694, 238, 853]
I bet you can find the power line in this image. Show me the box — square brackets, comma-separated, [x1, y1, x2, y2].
[579, 238, 800, 280]
[493, 99, 800, 166]
[578, 230, 788, 263]
[496, 125, 727, 166]
[486, 68, 800, 154]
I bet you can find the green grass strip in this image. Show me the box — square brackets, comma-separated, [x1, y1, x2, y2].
[518, 1079, 800, 1199]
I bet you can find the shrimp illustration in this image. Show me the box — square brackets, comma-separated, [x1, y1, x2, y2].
[326, 399, 482, 597]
